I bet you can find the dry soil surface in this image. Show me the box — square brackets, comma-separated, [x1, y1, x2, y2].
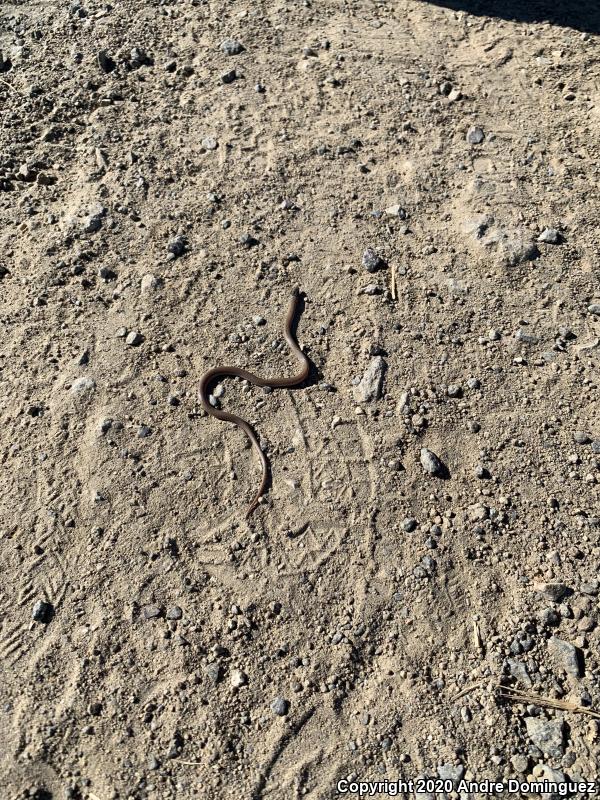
[1, 1, 600, 799]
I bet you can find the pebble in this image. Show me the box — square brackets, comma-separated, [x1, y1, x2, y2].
[588, 304, 600, 316]
[167, 235, 187, 258]
[548, 636, 582, 678]
[573, 431, 592, 444]
[524, 716, 565, 758]
[510, 754, 529, 773]
[141, 273, 160, 293]
[70, 376, 96, 395]
[221, 39, 244, 56]
[137, 425, 151, 438]
[271, 697, 289, 716]
[353, 357, 386, 402]
[447, 384, 462, 398]
[202, 136, 218, 151]
[402, 518, 417, 532]
[534, 582, 571, 602]
[205, 662, 222, 684]
[466, 126, 484, 144]
[142, 605, 162, 620]
[97, 50, 115, 73]
[437, 764, 464, 783]
[32, 599, 53, 623]
[362, 247, 385, 273]
[538, 228, 561, 244]
[221, 68, 238, 84]
[166, 606, 183, 620]
[420, 448, 445, 477]
[125, 331, 143, 346]
[230, 669, 248, 688]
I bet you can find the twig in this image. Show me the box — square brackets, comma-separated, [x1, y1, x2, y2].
[390, 263, 396, 300]
[176, 760, 203, 766]
[452, 681, 600, 719]
[0, 78, 21, 96]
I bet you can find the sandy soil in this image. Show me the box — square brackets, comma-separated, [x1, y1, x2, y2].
[1, 1, 599, 798]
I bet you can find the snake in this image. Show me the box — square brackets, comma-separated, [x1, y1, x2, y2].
[198, 287, 310, 517]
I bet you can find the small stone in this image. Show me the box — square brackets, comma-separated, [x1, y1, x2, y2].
[252, 315, 266, 326]
[221, 39, 245, 56]
[466, 126, 484, 144]
[524, 716, 565, 758]
[534, 582, 571, 602]
[142, 605, 162, 620]
[402, 518, 417, 532]
[137, 425, 151, 438]
[70, 376, 96, 395]
[116, 327, 128, 338]
[362, 247, 385, 273]
[588, 304, 600, 316]
[166, 606, 182, 620]
[538, 228, 561, 244]
[125, 331, 143, 346]
[548, 637, 582, 678]
[437, 764, 464, 784]
[510, 754, 529, 773]
[239, 232, 258, 247]
[32, 599, 53, 623]
[447, 384, 462, 398]
[141, 273, 160, 293]
[573, 431, 592, 445]
[353, 357, 386, 402]
[271, 697, 289, 716]
[221, 68, 238, 84]
[167, 235, 187, 258]
[97, 50, 116, 73]
[466, 377, 480, 389]
[230, 669, 248, 688]
[202, 136, 218, 151]
[205, 662, 222, 684]
[420, 448, 445, 477]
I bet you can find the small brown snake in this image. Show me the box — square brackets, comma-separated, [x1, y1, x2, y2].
[198, 287, 310, 517]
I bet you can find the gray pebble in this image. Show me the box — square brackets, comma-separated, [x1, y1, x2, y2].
[142, 605, 162, 620]
[420, 448, 445, 477]
[538, 228, 561, 244]
[271, 697, 289, 716]
[466, 126, 484, 144]
[166, 606, 183, 620]
[32, 599, 53, 623]
[524, 716, 564, 758]
[202, 136, 218, 151]
[548, 636, 582, 678]
[573, 430, 592, 444]
[362, 247, 385, 273]
[126, 331, 143, 346]
[70, 376, 96, 395]
[205, 662, 222, 684]
[447, 384, 462, 398]
[402, 517, 417, 532]
[221, 39, 244, 56]
[353, 357, 386, 402]
[588, 304, 600, 316]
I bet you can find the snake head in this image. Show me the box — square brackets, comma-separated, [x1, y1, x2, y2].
[291, 286, 302, 298]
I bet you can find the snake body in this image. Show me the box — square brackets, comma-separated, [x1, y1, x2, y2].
[198, 287, 310, 517]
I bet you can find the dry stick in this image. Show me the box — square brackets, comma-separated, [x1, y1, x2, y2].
[0, 78, 21, 95]
[390, 262, 396, 300]
[452, 681, 600, 719]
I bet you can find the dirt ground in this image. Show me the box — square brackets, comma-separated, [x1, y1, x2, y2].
[1, 1, 599, 798]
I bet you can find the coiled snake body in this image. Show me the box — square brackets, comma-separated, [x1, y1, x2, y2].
[198, 288, 310, 517]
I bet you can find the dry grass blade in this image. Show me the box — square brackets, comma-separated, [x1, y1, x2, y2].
[390, 263, 396, 300]
[452, 681, 600, 719]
